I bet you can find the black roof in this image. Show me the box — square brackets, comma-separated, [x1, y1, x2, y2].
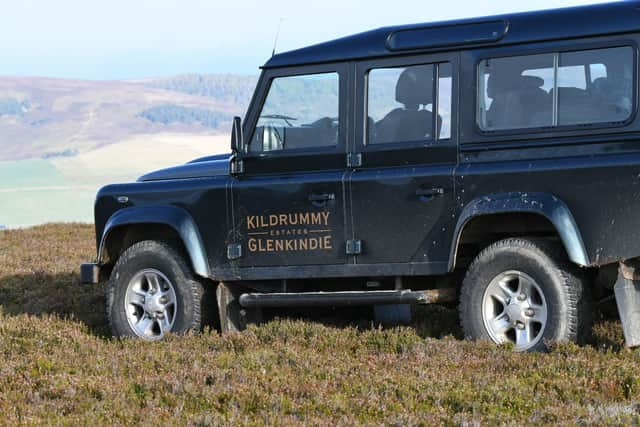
[264, 1, 640, 68]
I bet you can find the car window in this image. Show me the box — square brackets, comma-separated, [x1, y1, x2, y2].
[250, 72, 339, 153]
[558, 47, 633, 125]
[477, 46, 634, 131]
[437, 63, 453, 140]
[478, 53, 555, 131]
[366, 62, 451, 144]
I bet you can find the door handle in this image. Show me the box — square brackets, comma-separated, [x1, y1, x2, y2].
[416, 187, 445, 202]
[308, 193, 335, 207]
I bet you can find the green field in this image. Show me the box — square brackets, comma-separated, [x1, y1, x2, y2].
[0, 159, 96, 227]
[0, 224, 640, 425]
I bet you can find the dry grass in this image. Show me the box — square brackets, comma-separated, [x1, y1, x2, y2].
[0, 224, 639, 425]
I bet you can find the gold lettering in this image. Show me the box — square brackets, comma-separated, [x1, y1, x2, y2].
[248, 238, 257, 252]
[321, 211, 330, 226]
[258, 239, 266, 252]
[309, 238, 319, 250]
[285, 240, 294, 251]
[247, 216, 256, 230]
[259, 216, 268, 228]
[269, 215, 278, 226]
[311, 212, 322, 225]
[299, 212, 310, 225]
[275, 240, 284, 251]
[278, 214, 288, 226]
[324, 235, 332, 250]
[288, 214, 298, 225]
[266, 239, 274, 252]
[299, 239, 308, 250]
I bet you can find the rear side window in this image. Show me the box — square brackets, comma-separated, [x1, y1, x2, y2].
[477, 46, 634, 131]
[250, 72, 339, 153]
[367, 62, 452, 144]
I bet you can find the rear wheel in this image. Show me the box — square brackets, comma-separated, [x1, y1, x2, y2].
[460, 238, 592, 352]
[107, 240, 208, 340]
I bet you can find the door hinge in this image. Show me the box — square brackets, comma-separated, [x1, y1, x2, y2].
[230, 157, 244, 175]
[227, 243, 243, 260]
[346, 239, 363, 255]
[347, 153, 362, 168]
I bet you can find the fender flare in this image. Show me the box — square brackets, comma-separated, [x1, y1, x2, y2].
[449, 192, 589, 270]
[98, 206, 210, 278]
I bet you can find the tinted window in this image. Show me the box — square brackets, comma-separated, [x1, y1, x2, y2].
[478, 54, 554, 130]
[478, 47, 634, 131]
[367, 62, 451, 144]
[250, 72, 339, 152]
[558, 47, 633, 125]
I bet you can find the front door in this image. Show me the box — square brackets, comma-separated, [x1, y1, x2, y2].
[232, 64, 349, 269]
[349, 55, 459, 273]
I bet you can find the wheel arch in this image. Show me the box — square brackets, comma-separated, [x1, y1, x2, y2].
[98, 206, 210, 278]
[450, 192, 589, 271]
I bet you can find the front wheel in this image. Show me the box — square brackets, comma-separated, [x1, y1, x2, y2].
[107, 240, 207, 340]
[459, 238, 592, 352]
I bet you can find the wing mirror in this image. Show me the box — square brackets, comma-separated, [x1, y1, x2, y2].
[230, 116, 243, 154]
[230, 116, 245, 175]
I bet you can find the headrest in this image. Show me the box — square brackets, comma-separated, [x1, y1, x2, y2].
[521, 75, 545, 89]
[487, 72, 544, 97]
[490, 72, 544, 88]
[395, 66, 434, 107]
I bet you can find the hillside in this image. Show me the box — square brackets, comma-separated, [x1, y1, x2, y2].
[0, 224, 639, 424]
[0, 74, 259, 228]
[0, 75, 258, 161]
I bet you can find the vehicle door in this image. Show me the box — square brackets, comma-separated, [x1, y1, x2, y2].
[231, 64, 349, 269]
[349, 54, 458, 273]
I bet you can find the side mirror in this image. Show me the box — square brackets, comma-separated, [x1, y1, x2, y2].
[230, 116, 244, 175]
[230, 116, 243, 153]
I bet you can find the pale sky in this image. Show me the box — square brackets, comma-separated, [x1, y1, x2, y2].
[0, 0, 609, 80]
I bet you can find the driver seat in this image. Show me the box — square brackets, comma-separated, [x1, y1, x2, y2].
[375, 66, 440, 143]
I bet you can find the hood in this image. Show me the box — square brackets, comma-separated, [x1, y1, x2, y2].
[138, 153, 231, 182]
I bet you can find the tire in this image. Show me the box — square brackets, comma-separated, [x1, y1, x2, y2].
[459, 238, 592, 352]
[107, 240, 208, 340]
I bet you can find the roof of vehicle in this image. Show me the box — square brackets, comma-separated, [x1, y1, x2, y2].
[264, 1, 640, 69]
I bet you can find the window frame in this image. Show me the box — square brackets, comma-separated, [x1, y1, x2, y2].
[243, 63, 348, 158]
[359, 55, 456, 152]
[474, 41, 638, 137]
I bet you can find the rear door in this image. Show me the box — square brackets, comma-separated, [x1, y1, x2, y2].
[349, 54, 459, 273]
[231, 64, 349, 269]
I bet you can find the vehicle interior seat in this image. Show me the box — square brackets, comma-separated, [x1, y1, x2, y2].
[553, 86, 591, 124]
[374, 66, 442, 143]
[486, 73, 550, 129]
[591, 77, 632, 122]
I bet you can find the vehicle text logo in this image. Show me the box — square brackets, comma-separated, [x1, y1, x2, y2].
[246, 211, 333, 253]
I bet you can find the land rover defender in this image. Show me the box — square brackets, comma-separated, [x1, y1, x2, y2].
[81, 1, 640, 351]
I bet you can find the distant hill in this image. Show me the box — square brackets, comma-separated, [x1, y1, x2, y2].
[143, 74, 258, 109]
[0, 74, 258, 161]
[0, 73, 259, 227]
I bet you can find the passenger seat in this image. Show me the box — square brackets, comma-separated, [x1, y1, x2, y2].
[374, 66, 441, 143]
[486, 74, 550, 129]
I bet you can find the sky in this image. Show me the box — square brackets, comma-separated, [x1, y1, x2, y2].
[0, 0, 610, 80]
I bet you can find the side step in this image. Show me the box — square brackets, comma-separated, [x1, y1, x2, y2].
[238, 288, 456, 309]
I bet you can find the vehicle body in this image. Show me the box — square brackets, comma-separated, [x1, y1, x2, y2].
[82, 1, 640, 350]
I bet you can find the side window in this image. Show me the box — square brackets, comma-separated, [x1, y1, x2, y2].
[477, 46, 634, 131]
[438, 63, 453, 140]
[558, 47, 633, 125]
[478, 54, 555, 130]
[250, 72, 339, 153]
[366, 62, 452, 145]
